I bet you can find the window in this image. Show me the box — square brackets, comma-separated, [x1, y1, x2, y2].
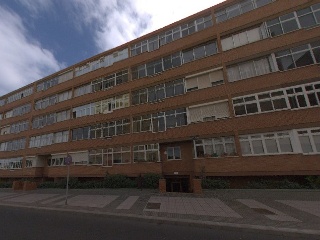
[132, 41, 217, 80]
[167, 147, 181, 160]
[215, 0, 273, 23]
[233, 81, 320, 116]
[88, 149, 103, 165]
[194, 137, 236, 158]
[7, 87, 33, 103]
[227, 55, 275, 82]
[188, 101, 229, 123]
[0, 139, 25, 152]
[221, 24, 267, 51]
[103, 147, 131, 164]
[133, 144, 159, 162]
[131, 15, 212, 57]
[185, 68, 224, 92]
[275, 42, 319, 71]
[0, 157, 23, 169]
[74, 84, 92, 97]
[72, 127, 90, 141]
[298, 128, 320, 154]
[266, 4, 320, 37]
[240, 131, 293, 156]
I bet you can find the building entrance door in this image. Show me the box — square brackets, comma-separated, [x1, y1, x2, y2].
[165, 176, 189, 192]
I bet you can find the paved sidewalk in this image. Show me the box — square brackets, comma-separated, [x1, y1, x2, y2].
[0, 188, 319, 236]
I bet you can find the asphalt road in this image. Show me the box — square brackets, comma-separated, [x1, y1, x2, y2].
[0, 206, 316, 240]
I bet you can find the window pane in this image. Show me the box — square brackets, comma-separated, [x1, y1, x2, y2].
[293, 51, 314, 67]
[299, 14, 317, 28]
[282, 19, 299, 33]
[240, 141, 251, 155]
[265, 139, 278, 153]
[234, 105, 246, 115]
[279, 137, 293, 152]
[276, 56, 295, 71]
[268, 24, 283, 37]
[205, 42, 217, 56]
[194, 46, 206, 59]
[299, 136, 313, 153]
[252, 140, 264, 154]
[313, 135, 320, 152]
[260, 100, 273, 112]
[182, 50, 194, 63]
[312, 47, 320, 63]
[246, 103, 258, 114]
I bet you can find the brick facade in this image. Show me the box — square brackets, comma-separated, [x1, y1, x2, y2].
[1, 0, 320, 192]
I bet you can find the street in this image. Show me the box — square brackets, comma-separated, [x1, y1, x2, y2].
[0, 206, 316, 240]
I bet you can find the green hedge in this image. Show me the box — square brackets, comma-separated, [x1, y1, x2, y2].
[202, 178, 230, 189]
[245, 179, 303, 189]
[0, 181, 12, 188]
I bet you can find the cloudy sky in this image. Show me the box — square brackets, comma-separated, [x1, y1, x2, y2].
[0, 0, 224, 97]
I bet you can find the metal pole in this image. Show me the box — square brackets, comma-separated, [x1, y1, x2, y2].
[65, 164, 70, 205]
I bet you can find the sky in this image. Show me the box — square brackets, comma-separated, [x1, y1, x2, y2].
[0, 0, 225, 97]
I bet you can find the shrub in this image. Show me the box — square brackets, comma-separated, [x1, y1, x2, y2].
[103, 174, 137, 188]
[0, 181, 12, 188]
[246, 179, 303, 189]
[305, 176, 320, 189]
[202, 178, 230, 189]
[142, 173, 161, 189]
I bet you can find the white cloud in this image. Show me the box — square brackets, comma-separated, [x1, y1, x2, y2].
[68, 0, 225, 52]
[15, 0, 53, 17]
[0, 6, 63, 96]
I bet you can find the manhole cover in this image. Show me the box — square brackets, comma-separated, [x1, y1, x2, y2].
[146, 202, 161, 210]
[252, 208, 275, 215]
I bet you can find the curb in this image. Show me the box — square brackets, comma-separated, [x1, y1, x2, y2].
[0, 202, 319, 237]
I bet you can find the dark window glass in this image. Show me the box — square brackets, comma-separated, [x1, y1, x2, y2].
[156, 86, 165, 100]
[282, 19, 299, 33]
[297, 95, 307, 107]
[315, 11, 320, 23]
[138, 65, 146, 78]
[276, 56, 295, 71]
[205, 42, 217, 56]
[163, 56, 173, 70]
[234, 105, 246, 115]
[172, 53, 182, 67]
[260, 101, 273, 112]
[165, 82, 174, 97]
[131, 68, 138, 80]
[148, 88, 156, 102]
[83, 127, 89, 139]
[158, 117, 165, 131]
[268, 24, 283, 37]
[132, 93, 139, 105]
[246, 103, 258, 114]
[182, 50, 194, 63]
[175, 82, 184, 95]
[255, 0, 272, 8]
[194, 46, 206, 59]
[308, 93, 319, 106]
[273, 98, 287, 109]
[288, 96, 298, 109]
[312, 47, 320, 63]
[298, 14, 317, 28]
[240, 0, 254, 13]
[293, 51, 314, 67]
[227, 6, 241, 19]
[166, 115, 176, 128]
[216, 12, 227, 23]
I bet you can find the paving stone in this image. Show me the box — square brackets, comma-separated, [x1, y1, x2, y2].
[277, 200, 320, 218]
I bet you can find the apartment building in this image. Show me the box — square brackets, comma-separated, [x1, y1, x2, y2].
[0, 0, 319, 192]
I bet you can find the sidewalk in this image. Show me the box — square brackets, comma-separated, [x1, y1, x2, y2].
[0, 188, 319, 236]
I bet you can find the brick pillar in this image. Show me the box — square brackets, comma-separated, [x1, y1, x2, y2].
[193, 179, 202, 194]
[12, 181, 23, 190]
[159, 179, 166, 193]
